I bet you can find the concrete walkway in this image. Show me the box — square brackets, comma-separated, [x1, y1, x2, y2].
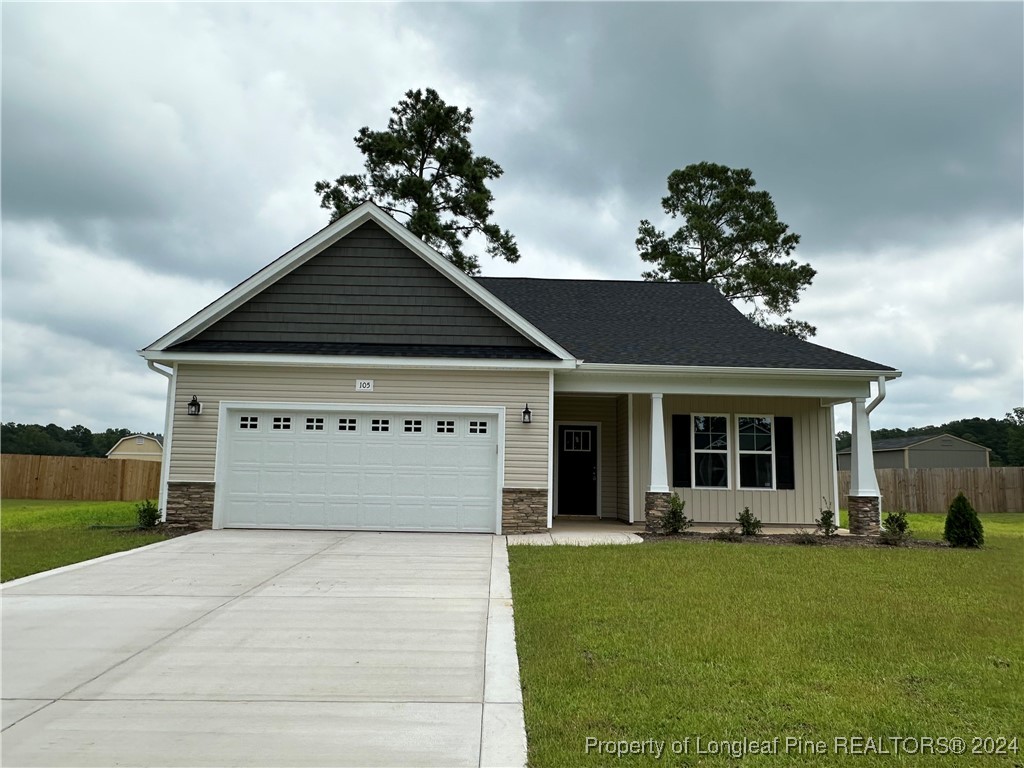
[507, 517, 644, 546]
[1, 530, 526, 767]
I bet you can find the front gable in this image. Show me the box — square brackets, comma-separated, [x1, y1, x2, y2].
[144, 202, 574, 362]
[176, 220, 541, 354]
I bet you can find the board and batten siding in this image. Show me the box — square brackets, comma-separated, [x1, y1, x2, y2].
[553, 395, 620, 518]
[187, 221, 536, 349]
[632, 394, 834, 525]
[616, 395, 630, 522]
[169, 365, 550, 488]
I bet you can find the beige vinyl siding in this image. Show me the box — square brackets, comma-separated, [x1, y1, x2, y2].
[615, 395, 630, 522]
[554, 395, 619, 518]
[634, 394, 833, 526]
[170, 364, 549, 488]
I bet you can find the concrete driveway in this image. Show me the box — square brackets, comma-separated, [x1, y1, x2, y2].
[1, 530, 526, 767]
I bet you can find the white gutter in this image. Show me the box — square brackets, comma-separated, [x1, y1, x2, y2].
[865, 375, 887, 415]
[576, 362, 902, 380]
[147, 361, 175, 521]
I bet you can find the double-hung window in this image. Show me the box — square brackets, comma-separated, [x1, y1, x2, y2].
[737, 416, 774, 489]
[692, 415, 729, 488]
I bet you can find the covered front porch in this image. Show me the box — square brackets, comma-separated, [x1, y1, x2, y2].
[550, 383, 885, 533]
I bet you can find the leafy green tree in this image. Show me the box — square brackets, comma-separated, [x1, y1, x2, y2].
[315, 87, 519, 275]
[1, 423, 153, 457]
[637, 162, 816, 338]
[1005, 408, 1024, 465]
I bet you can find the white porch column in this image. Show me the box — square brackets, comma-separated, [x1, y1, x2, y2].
[649, 393, 670, 492]
[849, 397, 879, 497]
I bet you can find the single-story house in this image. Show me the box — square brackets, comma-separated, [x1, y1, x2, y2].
[837, 433, 990, 471]
[140, 202, 900, 535]
[106, 434, 163, 462]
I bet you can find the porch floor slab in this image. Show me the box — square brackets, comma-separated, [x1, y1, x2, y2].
[506, 518, 643, 546]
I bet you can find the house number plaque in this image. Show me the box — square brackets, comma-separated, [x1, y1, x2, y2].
[356, 379, 374, 392]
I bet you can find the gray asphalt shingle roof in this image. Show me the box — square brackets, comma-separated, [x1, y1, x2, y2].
[476, 278, 895, 371]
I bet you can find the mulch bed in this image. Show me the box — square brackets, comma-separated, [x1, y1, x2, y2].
[640, 531, 949, 549]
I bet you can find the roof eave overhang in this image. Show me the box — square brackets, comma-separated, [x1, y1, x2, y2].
[138, 349, 578, 371]
[555, 363, 901, 399]
[143, 202, 575, 362]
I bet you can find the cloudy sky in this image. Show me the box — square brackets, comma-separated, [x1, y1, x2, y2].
[2, 2, 1021, 436]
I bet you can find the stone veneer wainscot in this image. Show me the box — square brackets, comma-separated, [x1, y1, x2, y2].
[501, 488, 548, 534]
[643, 491, 673, 533]
[847, 495, 881, 536]
[166, 482, 215, 529]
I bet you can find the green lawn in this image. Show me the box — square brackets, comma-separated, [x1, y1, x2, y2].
[1, 499, 174, 582]
[508, 513, 1024, 766]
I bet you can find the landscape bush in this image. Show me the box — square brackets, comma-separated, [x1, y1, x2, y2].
[944, 492, 984, 548]
[880, 510, 912, 546]
[815, 506, 839, 538]
[660, 493, 693, 534]
[736, 507, 762, 536]
[136, 500, 161, 529]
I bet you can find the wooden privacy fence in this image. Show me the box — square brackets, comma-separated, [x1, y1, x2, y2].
[839, 467, 1024, 513]
[1, 455, 161, 501]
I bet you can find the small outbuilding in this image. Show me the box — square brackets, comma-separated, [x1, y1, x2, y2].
[837, 433, 990, 471]
[106, 434, 163, 462]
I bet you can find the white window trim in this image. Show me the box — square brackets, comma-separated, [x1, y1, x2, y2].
[735, 414, 776, 491]
[691, 413, 731, 490]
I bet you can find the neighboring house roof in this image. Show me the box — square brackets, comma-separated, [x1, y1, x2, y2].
[106, 434, 163, 457]
[836, 433, 990, 455]
[477, 278, 895, 371]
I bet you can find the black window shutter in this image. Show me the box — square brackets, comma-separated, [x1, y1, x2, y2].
[671, 415, 691, 488]
[775, 416, 795, 490]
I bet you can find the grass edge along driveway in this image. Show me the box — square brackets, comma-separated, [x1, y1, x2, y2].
[1, 499, 174, 582]
[508, 513, 1024, 767]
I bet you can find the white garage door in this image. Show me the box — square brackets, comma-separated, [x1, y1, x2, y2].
[221, 409, 499, 532]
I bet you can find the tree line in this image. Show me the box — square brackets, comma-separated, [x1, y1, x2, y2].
[1, 423, 162, 458]
[835, 409, 1024, 467]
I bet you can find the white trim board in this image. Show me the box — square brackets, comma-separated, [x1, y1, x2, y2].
[141, 350, 575, 370]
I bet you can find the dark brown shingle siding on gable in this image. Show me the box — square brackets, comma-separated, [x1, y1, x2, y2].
[178, 221, 539, 350]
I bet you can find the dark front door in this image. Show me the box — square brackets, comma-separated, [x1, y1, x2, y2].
[557, 425, 598, 515]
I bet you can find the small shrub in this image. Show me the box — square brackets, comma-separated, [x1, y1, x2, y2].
[792, 528, 821, 546]
[136, 500, 161, 529]
[736, 507, 762, 536]
[660, 493, 693, 535]
[944, 492, 984, 548]
[880, 510, 912, 546]
[711, 526, 742, 542]
[815, 507, 839, 538]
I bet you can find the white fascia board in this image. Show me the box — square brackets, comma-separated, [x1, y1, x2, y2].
[555, 366, 897, 399]
[145, 202, 575, 362]
[139, 349, 576, 371]
[577, 363, 902, 380]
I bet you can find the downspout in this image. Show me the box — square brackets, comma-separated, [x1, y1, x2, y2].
[148, 361, 174, 521]
[865, 375, 886, 415]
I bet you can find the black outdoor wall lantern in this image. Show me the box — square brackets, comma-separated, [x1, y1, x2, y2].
[522, 404, 532, 424]
[187, 395, 203, 416]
